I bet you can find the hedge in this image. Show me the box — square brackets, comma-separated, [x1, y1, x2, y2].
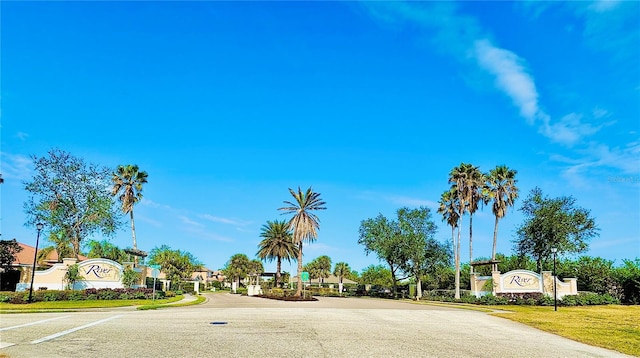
[0, 288, 167, 304]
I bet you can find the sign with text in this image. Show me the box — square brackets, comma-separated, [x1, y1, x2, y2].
[501, 270, 542, 292]
[301, 271, 309, 282]
[77, 259, 123, 282]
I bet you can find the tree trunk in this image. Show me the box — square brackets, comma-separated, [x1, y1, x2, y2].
[455, 221, 462, 300]
[416, 277, 422, 299]
[295, 242, 303, 297]
[276, 257, 282, 288]
[388, 260, 397, 298]
[469, 214, 473, 274]
[492, 215, 500, 264]
[130, 210, 138, 265]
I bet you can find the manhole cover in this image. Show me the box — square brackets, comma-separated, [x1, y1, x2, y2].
[210, 321, 228, 325]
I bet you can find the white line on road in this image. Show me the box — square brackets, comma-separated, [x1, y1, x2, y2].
[0, 316, 71, 332]
[31, 315, 123, 344]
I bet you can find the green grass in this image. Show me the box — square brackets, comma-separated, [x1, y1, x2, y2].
[489, 305, 640, 356]
[0, 295, 184, 312]
[137, 294, 206, 310]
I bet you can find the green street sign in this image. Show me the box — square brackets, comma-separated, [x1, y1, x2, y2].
[301, 271, 309, 282]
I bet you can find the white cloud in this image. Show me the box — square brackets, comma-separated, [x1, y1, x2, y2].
[473, 39, 542, 124]
[588, 0, 621, 13]
[539, 113, 602, 146]
[0, 152, 32, 181]
[140, 198, 172, 210]
[178, 215, 203, 228]
[16, 132, 29, 141]
[388, 195, 438, 208]
[200, 214, 250, 227]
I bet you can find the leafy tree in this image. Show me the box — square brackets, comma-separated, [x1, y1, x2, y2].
[486, 165, 519, 263]
[122, 268, 139, 288]
[437, 188, 461, 298]
[64, 264, 82, 290]
[256, 220, 298, 288]
[248, 259, 264, 286]
[514, 187, 598, 272]
[278, 187, 326, 297]
[0, 239, 23, 272]
[111, 164, 148, 265]
[613, 259, 640, 304]
[24, 149, 121, 258]
[43, 231, 74, 262]
[222, 253, 250, 292]
[86, 239, 129, 263]
[360, 265, 393, 287]
[149, 245, 201, 290]
[396, 207, 443, 299]
[358, 214, 406, 296]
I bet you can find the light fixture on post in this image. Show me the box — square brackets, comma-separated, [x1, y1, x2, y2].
[28, 223, 44, 303]
[551, 247, 558, 312]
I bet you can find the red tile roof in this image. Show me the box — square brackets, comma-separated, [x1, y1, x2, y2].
[13, 242, 88, 266]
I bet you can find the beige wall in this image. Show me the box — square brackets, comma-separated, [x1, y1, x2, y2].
[471, 270, 577, 298]
[16, 258, 135, 291]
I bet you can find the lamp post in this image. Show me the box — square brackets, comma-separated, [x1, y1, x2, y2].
[28, 223, 44, 303]
[551, 247, 558, 311]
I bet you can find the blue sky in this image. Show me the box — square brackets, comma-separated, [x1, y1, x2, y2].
[1, 1, 638, 274]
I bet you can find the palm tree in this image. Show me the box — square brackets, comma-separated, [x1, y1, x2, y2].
[256, 220, 298, 288]
[333, 262, 351, 296]
[278, 187, 327, 297]
[437, 188, 460, 299]
[316, 255, 332, 285]
[111, 164, 148, 265]
[486, 165, 519, 267]
[463, 164, 486, 273]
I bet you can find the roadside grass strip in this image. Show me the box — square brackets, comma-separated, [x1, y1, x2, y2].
[30, 315, 123, 344]
[0, 316, 70, 332]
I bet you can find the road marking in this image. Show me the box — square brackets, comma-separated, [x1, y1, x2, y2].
[0, 342, 16, 349]
[0, 316, 71, 332]
[31, 315, 123, 344]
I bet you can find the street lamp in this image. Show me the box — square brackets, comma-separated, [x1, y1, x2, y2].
[28, 223, 44, 303]
[551, 247, 558, 311]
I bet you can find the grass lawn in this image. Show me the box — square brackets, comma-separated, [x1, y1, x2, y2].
[489, 305, 640, 356]
[0, 295, 184, 312]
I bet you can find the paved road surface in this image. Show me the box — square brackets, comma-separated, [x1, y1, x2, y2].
[0, 293, 631, 357]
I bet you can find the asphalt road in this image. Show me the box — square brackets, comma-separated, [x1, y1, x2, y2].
[0, 293, 631, 358]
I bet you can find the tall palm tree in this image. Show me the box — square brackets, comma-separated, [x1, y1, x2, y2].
[333, 262, 351, 296]
[438, 188, 460, 299]
[256, 220, 298, 288]
[278, 187, 326, 297]
[111, 164, 148, 264]
[486, 165, 519, 267]
[463, 164, 486, 273]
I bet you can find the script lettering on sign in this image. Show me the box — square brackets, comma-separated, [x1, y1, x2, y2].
[509, 275, 534, 287]
[502, 271, 541, 291]
[85, 265, 113, 278]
